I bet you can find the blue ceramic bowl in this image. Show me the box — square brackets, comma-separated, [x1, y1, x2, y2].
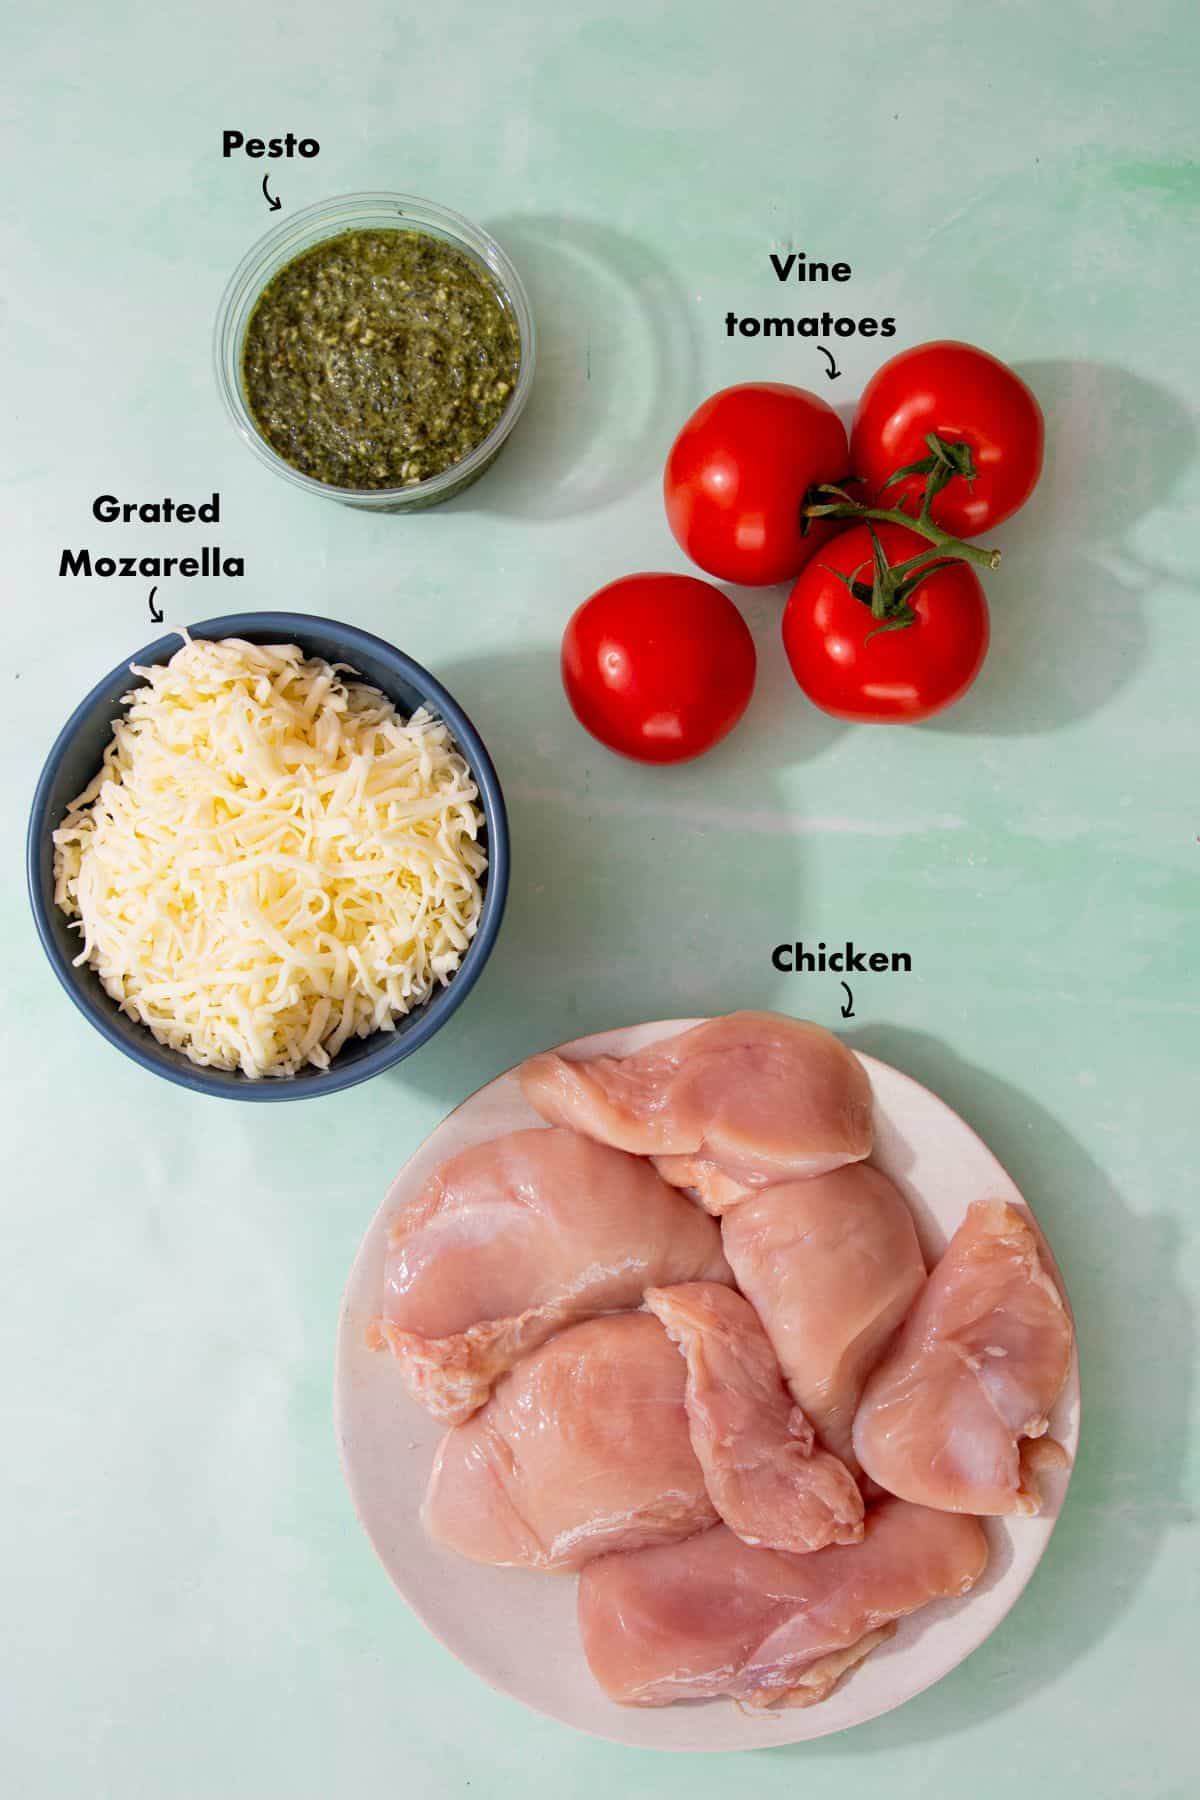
[26, 613, 509, 1101]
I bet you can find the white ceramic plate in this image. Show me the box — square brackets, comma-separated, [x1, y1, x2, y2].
[334, 1021, 1081, 1751]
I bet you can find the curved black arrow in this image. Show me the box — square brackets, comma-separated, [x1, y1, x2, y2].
[818, 346, 841, 381]
[840, 981, 855, 1019]
[263, 173, 281, 212]
[148, 586, 164, 624]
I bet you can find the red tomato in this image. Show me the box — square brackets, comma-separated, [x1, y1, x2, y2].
[782, 523, 989, 723]
[562, 573, 756, 763]
[664, 383, 849, 586]
[851, 341, 1044, 537]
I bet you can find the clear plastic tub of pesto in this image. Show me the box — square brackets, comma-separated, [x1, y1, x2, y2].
[214, 193, 536, 511]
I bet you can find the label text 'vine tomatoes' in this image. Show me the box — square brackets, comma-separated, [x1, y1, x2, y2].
[562, 573, 756, 763]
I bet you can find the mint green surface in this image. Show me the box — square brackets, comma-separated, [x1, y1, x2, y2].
[4, 2, 1197, 1795]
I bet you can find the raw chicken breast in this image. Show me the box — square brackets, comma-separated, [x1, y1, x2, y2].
[371, 1127, 731, 1425]
[644, 1282, 863, 1554]
[423, 1314, 716, 1571]
[721, 1164, 926, 1466]
[578, 1497, 988, 1708]
[519, 1012, 872, 1212]
[853, 1199, 1073, 1515]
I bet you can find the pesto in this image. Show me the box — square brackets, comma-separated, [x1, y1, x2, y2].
[241, 228, 521, 491]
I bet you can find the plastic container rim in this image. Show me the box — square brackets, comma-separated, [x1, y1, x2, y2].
[212, 192, 537, 509]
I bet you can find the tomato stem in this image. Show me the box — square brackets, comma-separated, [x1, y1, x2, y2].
[823, 529, 964, 638]
[803, 434, 1003, 569]
[803, 436, 1001, 636]
[804, 494, 1001, 570]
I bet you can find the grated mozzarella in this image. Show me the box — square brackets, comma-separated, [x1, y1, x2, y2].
[53, 634, 487, 1079]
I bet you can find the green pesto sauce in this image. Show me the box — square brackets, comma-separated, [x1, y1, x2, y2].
[241, 228, 521, 491]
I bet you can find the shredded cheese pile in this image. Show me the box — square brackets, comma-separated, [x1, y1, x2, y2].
[53, 635, 487, 1079]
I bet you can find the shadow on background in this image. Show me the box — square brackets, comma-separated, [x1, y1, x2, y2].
[720, 580, 850, 773]
[463, 213, 699, 520]
[770, 1023, 1194, 1758]
[927, 359, 1196, 736]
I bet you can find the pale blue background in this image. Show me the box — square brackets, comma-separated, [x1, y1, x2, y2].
[3, 2, 1197, 1796]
